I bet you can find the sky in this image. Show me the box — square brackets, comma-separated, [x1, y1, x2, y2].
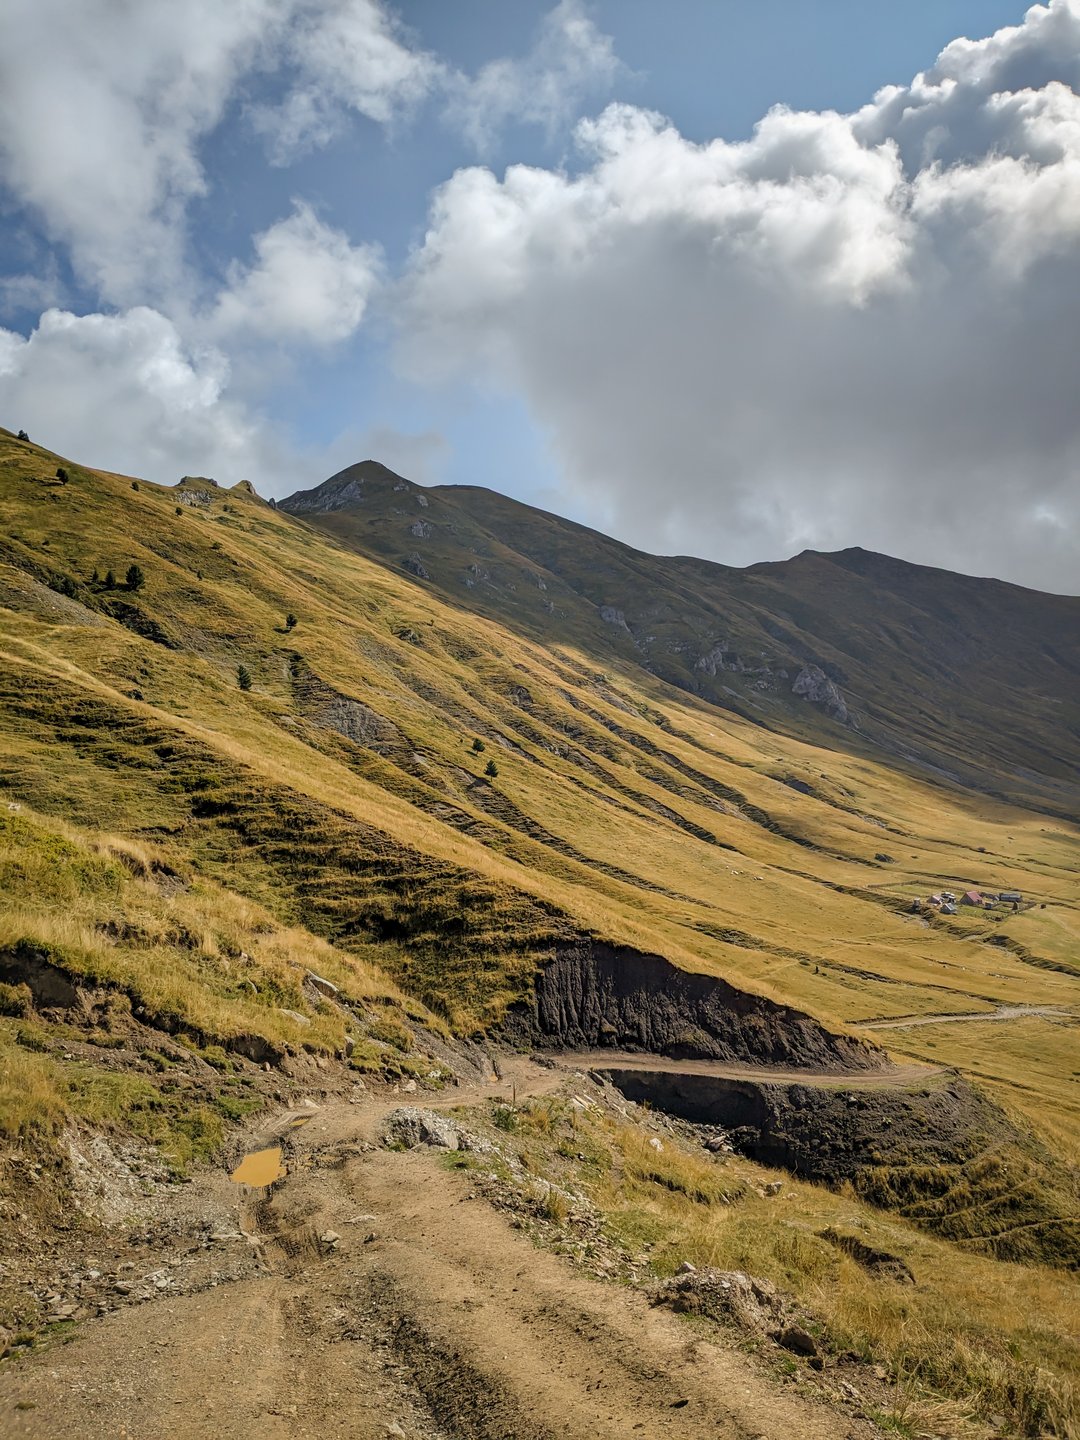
[0, 1, 1078, 593]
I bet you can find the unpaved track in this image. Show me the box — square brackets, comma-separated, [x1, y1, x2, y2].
[856, 1004, 1073, 1030]
[563, 1050, 943, 1087]
[2, 1057, 876, 1440]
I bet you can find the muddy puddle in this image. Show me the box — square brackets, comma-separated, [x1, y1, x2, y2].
[230, 1146, 286, 1187]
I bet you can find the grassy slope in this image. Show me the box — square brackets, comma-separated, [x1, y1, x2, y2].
[0, 429, 1075, 1172]
[285, 462, 1080, 819]
[1, 430, 1077, 1109]
[1, 430, 1078, 1428]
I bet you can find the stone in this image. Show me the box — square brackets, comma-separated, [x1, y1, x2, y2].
[382, 1107, 460, 1151]
[306, 971, 339, 1000]
[778, 1325, 818, 1357]
[648, 1137, 663, 1153]
[677, 1260, 696, 1274]
[319, 1231, 340, 1248]
[791, 664, 849, 724]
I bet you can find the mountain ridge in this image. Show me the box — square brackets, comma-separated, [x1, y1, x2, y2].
[281, 460, 1080, 820]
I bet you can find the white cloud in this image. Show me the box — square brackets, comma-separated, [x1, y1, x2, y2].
[250, 0, 441, 162]
[256, 0, 621, 162]
[0, 307, 290, 487]
[211, 201, 382, 345]
[397, 0, 1080, 592]
[0, 0, 285, 305]
[445, 0, 622, 153]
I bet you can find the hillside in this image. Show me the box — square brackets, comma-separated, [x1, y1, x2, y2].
[1, 428, 1078, 1434]
[283, 461, 1080, 819]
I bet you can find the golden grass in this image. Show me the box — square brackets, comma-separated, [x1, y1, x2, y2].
[497, 1098, 1079, 1438]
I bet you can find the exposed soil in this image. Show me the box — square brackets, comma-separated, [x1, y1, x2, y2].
[581, 1057, 1015, 1182]
[0, 1058, 879, 1440]
[502, 942, 882, 1071]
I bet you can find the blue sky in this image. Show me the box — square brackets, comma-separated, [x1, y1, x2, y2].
[1, 1, 1077, 590]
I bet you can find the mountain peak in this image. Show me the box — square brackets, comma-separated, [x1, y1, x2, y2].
[282, 460, 414, 515]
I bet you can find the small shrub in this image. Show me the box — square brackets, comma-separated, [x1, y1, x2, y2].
[471, 738, 486, 753]
[55, 467, 68, 485]
[16, 1024, 50, 1053]
[175, 506, 183, 516]
[492, 1104, 518, 1132]
[131, 480, 140, 491]
[125, 563, 145, 592]
[284, 613, 297, 631]
[484, 759, 499, 778]
[0, 981, 32, 1017]
[104, 570, 116, 589]
[237, 665, 253, 692]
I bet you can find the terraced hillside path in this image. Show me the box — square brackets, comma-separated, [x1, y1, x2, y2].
[857, 1004, 1072, 1030]
[2, 1056, 878, 1440]
[565, 1050, 945, 1087]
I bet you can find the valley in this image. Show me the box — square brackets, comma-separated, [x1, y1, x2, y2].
[0, 428, 1077, 1437]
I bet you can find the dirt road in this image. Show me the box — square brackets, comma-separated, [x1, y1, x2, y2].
[855, 1004, 1072, 1030]
[1, 1057, 877, 1440]
[563, 1050, 942, 1088]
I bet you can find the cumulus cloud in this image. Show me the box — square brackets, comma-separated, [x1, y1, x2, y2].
[211, 201, 382, 345]
[0, 0, 284, 305]
[397, 0, 1080, 592]
[0, 307, 306, 490]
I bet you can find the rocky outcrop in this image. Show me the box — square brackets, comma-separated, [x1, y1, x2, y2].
[502, 942, 881, 1071]
[791, 665, 849, 724]
[599, 606, 631, 632]
[403, 552, 430, 579]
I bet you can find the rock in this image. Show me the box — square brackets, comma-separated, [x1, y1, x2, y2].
[778, 1325, 818, 1357]
[401, 1078, 417, 1094]
[599, 605, 631, 632]
[648, 1137, 663, 1153]
[319, 1231, 340, 1248]
[791, 665, 849, 724]
[277, 1008, 311, 1026]
[382, 1107, 460, 1151]
[763, 1181, 784, 1196]
[306, 971, 339, 999]
[402, 552, 429, 580]
[651, 1268, 786, 1340]
[677, 1260, 696, 1274]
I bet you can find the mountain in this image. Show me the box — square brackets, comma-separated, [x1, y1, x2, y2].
[282, 462, 1080, 820]
[1, 429, 1079, 1429]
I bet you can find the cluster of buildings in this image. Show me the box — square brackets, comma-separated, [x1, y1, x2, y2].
[912, 887, 1023, 916]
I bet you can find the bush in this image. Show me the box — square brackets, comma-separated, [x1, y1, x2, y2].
[104, 570, 116, 589]
[484, 759, 499, 778]
[237, 665, 253, 692]
[0, 982, 32, 1017]
[125, 563, 145, 592]
[284, 613, 297, 631]
[471, 738, 486, 753]
[55, 467, 68, 485]
[131, 480, 140, 491]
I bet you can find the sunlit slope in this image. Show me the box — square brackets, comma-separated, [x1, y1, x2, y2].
[284, 462, 1080, 819]
[1, 430, 1077, 1148]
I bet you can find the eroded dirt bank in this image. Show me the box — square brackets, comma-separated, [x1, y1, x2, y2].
[502, 942, 883, 1070]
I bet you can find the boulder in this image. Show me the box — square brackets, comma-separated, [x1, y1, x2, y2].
[382, 1107, 460, 1151]
[791, 665, 849, 724]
